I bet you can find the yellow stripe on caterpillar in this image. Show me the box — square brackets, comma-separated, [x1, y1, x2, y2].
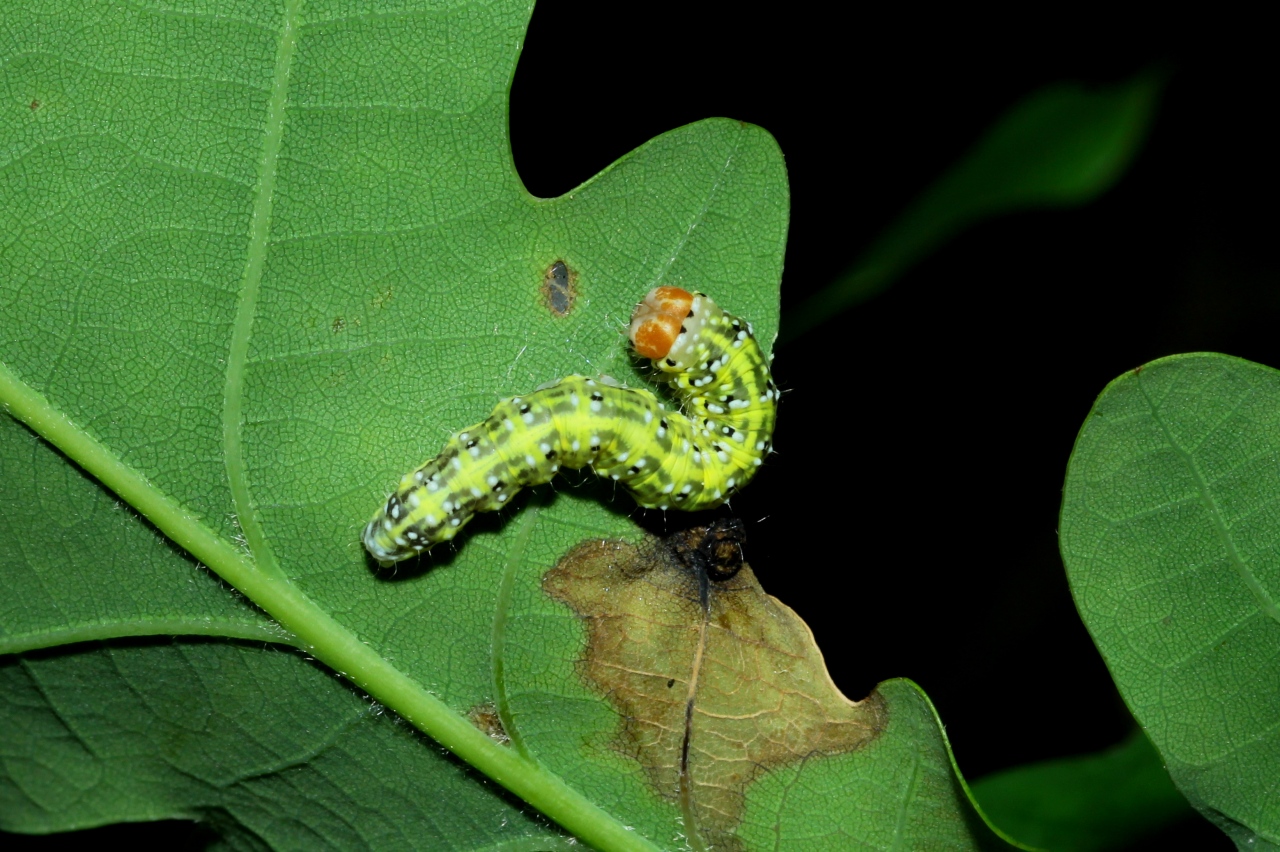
[362, 286, 777, 564]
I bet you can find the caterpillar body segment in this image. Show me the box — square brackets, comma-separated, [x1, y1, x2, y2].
[362, 287, 777, 564]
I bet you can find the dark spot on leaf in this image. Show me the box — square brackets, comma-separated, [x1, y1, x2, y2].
[669, 517, 746, 581]
[542, 259, 576, 317]
[29, 100, 40, 110]
[331, 316, 345, 333]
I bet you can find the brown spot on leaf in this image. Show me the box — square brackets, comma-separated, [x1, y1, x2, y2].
[30, 99, 40, 111]
[543, 524, 886, 850]
[331, 316, 345, 333]
[541, 259, 576, 317]
[468, 701, 510, 746]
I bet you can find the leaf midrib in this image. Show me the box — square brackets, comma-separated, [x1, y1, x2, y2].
[0, 5, 663, 846]
[1137, 371, 1280, 626]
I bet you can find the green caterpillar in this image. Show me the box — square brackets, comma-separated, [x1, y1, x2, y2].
[362, 286, 777, 564]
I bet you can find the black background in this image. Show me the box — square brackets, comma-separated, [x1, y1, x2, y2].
[9, 3, 1272, 849]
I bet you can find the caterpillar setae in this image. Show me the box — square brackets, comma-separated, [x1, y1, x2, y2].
[362, 286, 777, 564]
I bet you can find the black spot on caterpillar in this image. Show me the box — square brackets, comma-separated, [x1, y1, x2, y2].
[362, 287, 777, 564]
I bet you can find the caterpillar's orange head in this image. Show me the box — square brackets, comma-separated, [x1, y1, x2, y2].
[629, 286, 694, 360]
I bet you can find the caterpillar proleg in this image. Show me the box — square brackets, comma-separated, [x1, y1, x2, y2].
[362, 287, 777, 564]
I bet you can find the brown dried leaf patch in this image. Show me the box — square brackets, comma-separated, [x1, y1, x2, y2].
[543, 526, 886, 849]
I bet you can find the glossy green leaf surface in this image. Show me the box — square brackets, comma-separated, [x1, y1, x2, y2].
[783, 70, 1161, 341]
[3, 1, 1010, 848]
[1061, 353, 1280, 848]
[1, 640, 572, 850]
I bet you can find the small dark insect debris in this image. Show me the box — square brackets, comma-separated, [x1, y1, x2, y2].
[541, 259, 576, 317]
[667, 678, 676, 688]
[331, 316, 346, 333]
[30, 100, 40, 111]
[668, 517, 747, 581]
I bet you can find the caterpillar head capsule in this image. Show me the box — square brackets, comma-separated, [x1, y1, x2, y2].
[629, 286, 704, 371]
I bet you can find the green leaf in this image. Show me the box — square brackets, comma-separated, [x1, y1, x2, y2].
[783, 69, 1162, 341]
[1061, 353, 1280, 848]
[2, 1, 1013, 847]
[1, 640, 574, 850]
[971, 729, 1194, 851]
